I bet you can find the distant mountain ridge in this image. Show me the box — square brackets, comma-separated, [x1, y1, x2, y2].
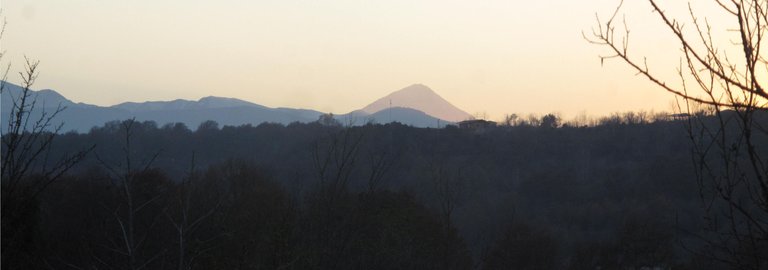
[1, 82, 468, 132]
[113, 96, 267, 112]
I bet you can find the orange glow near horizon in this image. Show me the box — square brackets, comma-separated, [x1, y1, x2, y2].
[2, 0, 744, 121]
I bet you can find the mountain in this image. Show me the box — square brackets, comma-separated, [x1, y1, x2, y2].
[1, 82, 470, 132]
[113, 99, 198, 112]
[112, 96, 323, 127]
[336, 107, 446, 128]
[2, 83, 76, 110]
[1, 82, 324, 132]
[367, 107, 449, 127]
[114, 96, 267, 112]
[360, 84, 471, 122]
[124, 105, 322, 128]
[1, 83, 126, 132]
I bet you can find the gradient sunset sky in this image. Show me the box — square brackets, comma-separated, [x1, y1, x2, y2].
[3, 0, 735, 120]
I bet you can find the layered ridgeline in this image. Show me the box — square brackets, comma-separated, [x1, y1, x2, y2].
[0, 82, 471, 132]
[360, 84, 471, 122]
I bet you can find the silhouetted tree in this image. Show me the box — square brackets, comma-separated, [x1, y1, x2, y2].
[481, 223, 560, 270]
[317, 113, 342, 127]
[298, 189, 472, 270]
[164, 153, 222, 270]
[540, 114, 560, 128]
[588, 0, 768, 267]
[93, 119, 169, 270]
[502, 113, 519, 126]
[428, 158, 463, 226]
[7, 112, 726, 269]
[612, 217, 676, 269]
[197, 120, 219, 131]
[1, 58, 92, 269]
[193, 160, 296, 270]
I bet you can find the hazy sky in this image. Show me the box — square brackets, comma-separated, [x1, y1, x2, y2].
[3, 0, 736, 120]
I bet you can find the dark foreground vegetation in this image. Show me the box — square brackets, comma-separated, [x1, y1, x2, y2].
[5, 110, 766, 270]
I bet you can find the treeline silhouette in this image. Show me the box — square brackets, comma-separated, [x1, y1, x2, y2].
[6, 112, 759, 269]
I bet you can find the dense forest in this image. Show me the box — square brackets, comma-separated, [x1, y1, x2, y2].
[6, 110, 765, 270]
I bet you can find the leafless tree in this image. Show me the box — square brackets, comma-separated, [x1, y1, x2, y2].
[502, 114, 519, 127]
[1, 58, 89, 198]
[94, 119, 166, 270]
[165, 152, 221, 270]
[587, 0, 767, 268]
[427, 158, 464, 226]
[365, 150, 395, 193]
[306, 128, 364, 269]
[312, 127, 363, 202]
[1, 52, 92, 267]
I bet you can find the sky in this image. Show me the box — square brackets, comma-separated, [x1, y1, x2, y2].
[2, 0, 738, 120]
